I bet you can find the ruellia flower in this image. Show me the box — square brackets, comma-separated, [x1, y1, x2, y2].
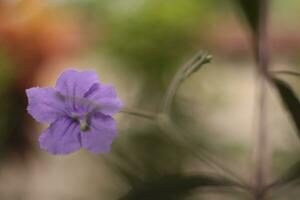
[26, 69, 123, 155]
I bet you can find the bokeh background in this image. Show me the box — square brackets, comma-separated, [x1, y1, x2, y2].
[0, 0, 300, 199]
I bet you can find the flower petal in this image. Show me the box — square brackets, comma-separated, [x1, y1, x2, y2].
[26, 87, 67, 123]
[39, 117, 81, 155]
[81, 113, 117, 154]
[84, 83, 123, 115]
[55, 69, 100, 98]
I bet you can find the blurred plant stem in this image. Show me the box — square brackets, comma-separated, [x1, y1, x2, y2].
[158, 51, 248, 187]
[121, 51, 250, 192]
[272, 70, 300, 77]
[121, 107, 250, 192]
[121, 51, 212, 120]
[121, 107, 157, 120]
[254, 0, 271, 199]
[157, 113, 250, 190]
[160, 51, 211, 115]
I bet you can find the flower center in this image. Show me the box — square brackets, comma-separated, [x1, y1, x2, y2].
[79, 118, 90, 132]
[70, 113, 90, 132]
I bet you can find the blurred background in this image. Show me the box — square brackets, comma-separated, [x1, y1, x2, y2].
[0, 0, 300, 199]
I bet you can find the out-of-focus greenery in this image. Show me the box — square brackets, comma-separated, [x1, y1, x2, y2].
[71, 0, 216, 79]
[0, 49, 14, 94]
[0, 49, 29, 160]
[68, 0, 221, 113]
[103, 0, 211, 76]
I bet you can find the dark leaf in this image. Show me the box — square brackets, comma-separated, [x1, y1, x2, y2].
[235, 0, 260, 33]
[120, 174, 235, 200]
[273, 78, 300, 139]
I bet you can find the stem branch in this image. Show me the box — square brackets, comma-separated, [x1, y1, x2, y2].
[272, 70, 300, 77]
[121, 107, 156, 120]
[161, 51, 211, 114]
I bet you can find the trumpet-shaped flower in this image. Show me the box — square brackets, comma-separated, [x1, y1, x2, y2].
[26, 69, 123, 155]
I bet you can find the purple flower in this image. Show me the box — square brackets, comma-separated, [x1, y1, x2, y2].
[26, 69, 123, 155]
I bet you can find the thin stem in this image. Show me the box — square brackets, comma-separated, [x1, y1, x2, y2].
[272, 70, 300, 77]
[255, 75, 269, 199]
[263, 180, 282, 194]
[157, 115, 250, 189]
[161, 51, 211, 114]
[254, 0, 270, 199]
[122, 107, 248, 188]
[199, 147, 250, 189]
[121, 107, 156, 120]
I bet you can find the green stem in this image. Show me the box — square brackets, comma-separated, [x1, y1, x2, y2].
[161, 51, 211, 114]
[121, 107, 156, 120]
[157, 115, 250, 189]
[272, 70, 300, 77]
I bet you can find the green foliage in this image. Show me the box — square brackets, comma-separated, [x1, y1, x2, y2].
[0, 49, 14, 93]
[234, 0, 260, 33]
[102, 0, 213, 78]
[272, 77, 300, 139]
[120, 173, 235, 200]
[0, 49, 20, 160]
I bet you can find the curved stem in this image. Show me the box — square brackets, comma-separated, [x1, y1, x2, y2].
[272, 70, 300, 77]
[161, 51, 211, 114]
